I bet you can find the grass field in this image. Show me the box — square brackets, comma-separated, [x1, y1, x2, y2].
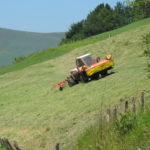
[0, 19, 150, 150]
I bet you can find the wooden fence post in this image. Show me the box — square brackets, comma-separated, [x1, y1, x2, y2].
[0, 138, 4, 149]
[131, 96, 136, 114]
[13, 141, 21, 150]
[0, 138, 21, 150]
[112, 107, 117, 121]
[125, 101, 128, 112]
[106, 109, 111, 122]
[56, 143, 59, 150]
[6, 138, 15, 150]
[140, 91, 144, 111]
[0, 138, 14, 150]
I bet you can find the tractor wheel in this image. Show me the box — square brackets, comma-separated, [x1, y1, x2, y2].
[101, 70, 108, 77]
[59, 87, 63, 91]
[80, 72, 89, 83]
[91, 73, 99, 80]
[68, 77, 77, 87]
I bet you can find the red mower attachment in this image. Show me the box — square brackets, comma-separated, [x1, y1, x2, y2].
[52, 80, 68, 91]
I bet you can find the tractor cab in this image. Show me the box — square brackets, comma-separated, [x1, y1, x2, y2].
[76, 54, 96, 67]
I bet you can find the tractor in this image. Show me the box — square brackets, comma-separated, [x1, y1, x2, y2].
[67, 53, 114, 87]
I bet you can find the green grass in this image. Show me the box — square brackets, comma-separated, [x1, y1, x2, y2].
[0, 18, 150, 75]
[0, 19, 150, 150]
[0, 146, 6, 150]
[76, 107, 150, 150]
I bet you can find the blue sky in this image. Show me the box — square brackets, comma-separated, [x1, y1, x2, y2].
[0, 0, 123, 33]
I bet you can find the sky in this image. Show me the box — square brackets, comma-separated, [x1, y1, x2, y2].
[0, 0, 123, 33]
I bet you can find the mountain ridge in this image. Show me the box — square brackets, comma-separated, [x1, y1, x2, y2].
[0, 27, 65, 67]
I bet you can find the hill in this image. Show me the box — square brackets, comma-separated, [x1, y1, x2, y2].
[0, 18, 150, 75]
[0, 19, 150, 150]
[0, 28, 65, 67]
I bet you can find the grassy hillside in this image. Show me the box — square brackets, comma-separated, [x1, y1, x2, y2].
[0, 19, 150, 150]
[0, 28, 65, 67]
[0, 18, 150, 75]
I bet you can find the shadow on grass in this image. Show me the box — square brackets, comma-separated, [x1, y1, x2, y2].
[87, 71, 116, 82]
[75, 71, 116, 86]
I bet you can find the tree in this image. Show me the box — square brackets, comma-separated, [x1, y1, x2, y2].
[60, 0, 150, 44]
[133, 0, 150, 20]
[65, 20, 85, 40]
[114, 2, 133, 27]
[83, 4, 115, 36]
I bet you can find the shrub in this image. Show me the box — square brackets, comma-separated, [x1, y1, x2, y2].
[116, 112, 136, 134]
[12, 56, 26, 64]
[143, 32, 150, 57]
[142, 32, 150, 77]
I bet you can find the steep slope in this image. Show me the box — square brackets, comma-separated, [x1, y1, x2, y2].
[0, 28, 65, 67]
[0, 22, 150, 150]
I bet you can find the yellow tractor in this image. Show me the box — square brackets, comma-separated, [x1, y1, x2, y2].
[67, 53, 114, 87]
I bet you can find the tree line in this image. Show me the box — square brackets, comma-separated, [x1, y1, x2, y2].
[60, 0, 150, 44]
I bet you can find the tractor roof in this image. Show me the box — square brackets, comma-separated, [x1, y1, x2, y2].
[76, 53, 91, 59]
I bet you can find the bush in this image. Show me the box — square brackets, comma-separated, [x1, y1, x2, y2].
[143, 32, 150, 57]
[116, 112, 136, 134]
[12, 56, 26, 64]
[143, 32, 150, 77]
[0, 145, 6, 150]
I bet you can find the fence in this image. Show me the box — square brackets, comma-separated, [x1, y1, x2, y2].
[105, 91, 147, 122]
[0, 138, 20, 150]
[0, 91, 149, 150]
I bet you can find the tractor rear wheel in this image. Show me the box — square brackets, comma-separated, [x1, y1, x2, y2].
[68, 77, 77, 87]
[80, 72, 89, 83]
[91, 73, 99, 80]
[101, 70, 108, 77]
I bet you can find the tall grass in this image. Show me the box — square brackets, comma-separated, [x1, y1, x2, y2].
[0, 146, 6, 150]
[76, 101, 150, 150]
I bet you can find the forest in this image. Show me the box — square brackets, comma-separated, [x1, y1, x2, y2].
[61, 0, 150, 44]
